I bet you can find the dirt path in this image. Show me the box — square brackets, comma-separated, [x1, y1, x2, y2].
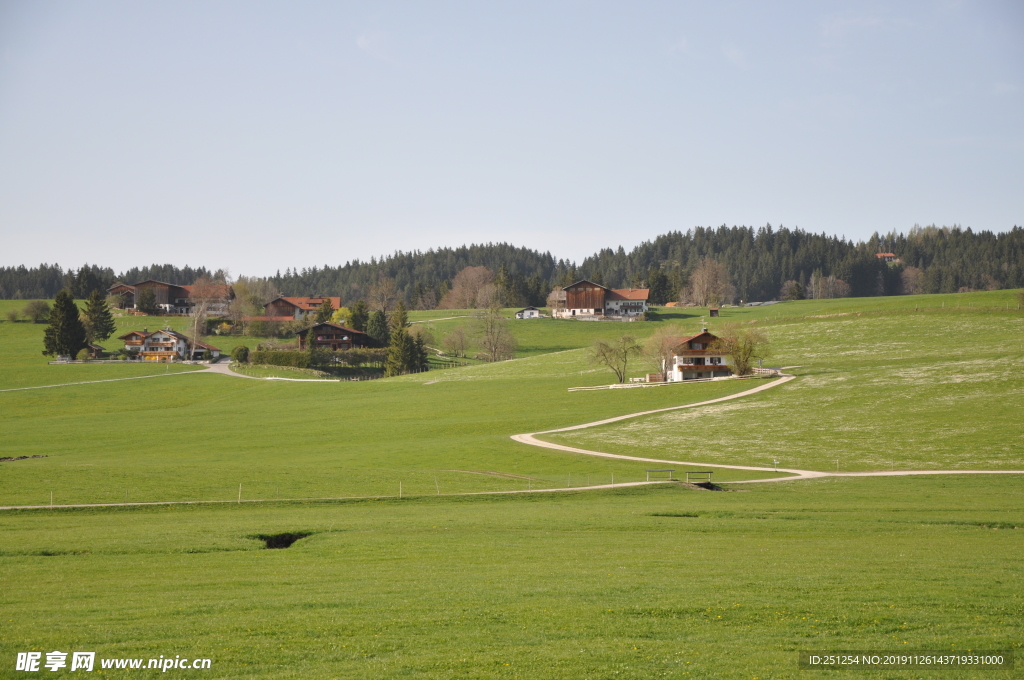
[0, 369, 203, 392]
[511, 374, 1024, 483]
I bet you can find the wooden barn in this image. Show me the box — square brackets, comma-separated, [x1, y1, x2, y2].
[553, 280, 649, 318]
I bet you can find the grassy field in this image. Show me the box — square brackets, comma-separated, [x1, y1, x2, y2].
[1, 290, 1022, 678]
[1, 477, 1021, 679]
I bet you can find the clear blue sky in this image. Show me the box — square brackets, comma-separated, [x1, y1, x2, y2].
[1, 1, 1021, 277]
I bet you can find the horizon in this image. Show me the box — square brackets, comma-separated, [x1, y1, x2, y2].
[6, 223, 1021, 280]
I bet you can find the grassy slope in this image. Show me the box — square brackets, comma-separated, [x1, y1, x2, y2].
[0, 477, 1021, 679]
[0, 319, 778, 506]
[545, 296, 1024, 472]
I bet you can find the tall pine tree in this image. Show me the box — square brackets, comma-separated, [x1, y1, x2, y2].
[84, 289, 116, 341]
[314, 298, 334, 323]
[43, 289, 87, 357]
[365, 310, 389, 346]
[349, 300, 369, 331]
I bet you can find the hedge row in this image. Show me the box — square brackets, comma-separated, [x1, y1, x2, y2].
[247, 349, 387, 368]
[249, 350, 312, 367]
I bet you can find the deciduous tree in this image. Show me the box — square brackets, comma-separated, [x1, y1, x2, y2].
[23, 300, 51, 323]
[438, 266, 496, 309]
[780, 280, 803, 301]
[187, 276, 223, 361]
[441, 326, 469, 357]
[684, 259, 735, 307]
[476, 304, 517, 361]
[590, 335, 643, 383]
[710, 325, 771, 376]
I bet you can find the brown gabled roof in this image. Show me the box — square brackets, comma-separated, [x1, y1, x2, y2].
[302, 322, 368, 337]
[563, 279, 609, 291]
[117, 328, 219, 352]
[607, 288, 650, 301]
[272, 296, 342, 311]
[240, 315, 295, 322]
[876, 252, 896, 258]
[107, 280, 233, 299]
[180, 284, 233, 299]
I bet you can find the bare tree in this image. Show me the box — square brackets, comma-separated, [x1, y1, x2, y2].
[546, 286, 566, 313]
[709, 325, 771, 376]
[438, 266, 495, 309]
[408, 324, 434, 348]
[474, 283, 502, 309]
[684, 259, 735, 306]
[590, 335, 643, 383]
[415, 290, 438, 310]
[187, 276, 223, 360]
[900, 267, 924, 295]
[643, 327, 687, 378]
[475, 304, 517, 361]
[369, 277, 399, 315]
[808, 272, 851, 299]
[780, 280, 803, 300]
[441, 325, 470, 358]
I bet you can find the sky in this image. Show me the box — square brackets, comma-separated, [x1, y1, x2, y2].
[1, 1, 1021, 277]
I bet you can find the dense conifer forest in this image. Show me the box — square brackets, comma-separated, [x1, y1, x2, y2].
[2, 225, 1020, 305]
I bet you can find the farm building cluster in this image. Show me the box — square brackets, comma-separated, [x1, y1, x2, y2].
[108, 280, 233, 315]
[549, 280, 650, 319]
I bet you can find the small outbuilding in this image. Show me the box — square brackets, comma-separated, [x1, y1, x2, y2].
[515, 307, 541, 319]
[709, 307, 720, 317]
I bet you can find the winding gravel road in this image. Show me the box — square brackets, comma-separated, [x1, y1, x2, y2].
[511, 374, 1024, 483]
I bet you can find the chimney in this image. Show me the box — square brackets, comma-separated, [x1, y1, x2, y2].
[702, 327, 708, 333]
[143, 327, 148, 333]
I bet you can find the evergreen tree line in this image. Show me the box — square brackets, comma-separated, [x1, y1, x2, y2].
[269, 243, 565, 309]
[579, 225, 1024, 303]
[0, 263, 217, 299]
[3, 225, 1021, 304]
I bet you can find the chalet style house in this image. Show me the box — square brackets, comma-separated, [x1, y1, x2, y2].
[262, 297, 342, 320]
[552, 280, 649, 319]
[298, 323, 375, 350]
[119, 328, 221, 362]
[666, 330, 732, 381]
[108, 280, 234, 316]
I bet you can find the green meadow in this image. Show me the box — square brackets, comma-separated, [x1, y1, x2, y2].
[1, 290, 1022, 678]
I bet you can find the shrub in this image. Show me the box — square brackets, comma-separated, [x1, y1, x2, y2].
[76, 348, 91, 361]
[6, 309, 19, 323]
[23, 300, 50, 323]
[202, 350, 213, 362]
[231, 345, 250, 363]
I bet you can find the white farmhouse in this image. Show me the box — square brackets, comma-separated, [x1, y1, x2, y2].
[666, 330, 732, 381]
